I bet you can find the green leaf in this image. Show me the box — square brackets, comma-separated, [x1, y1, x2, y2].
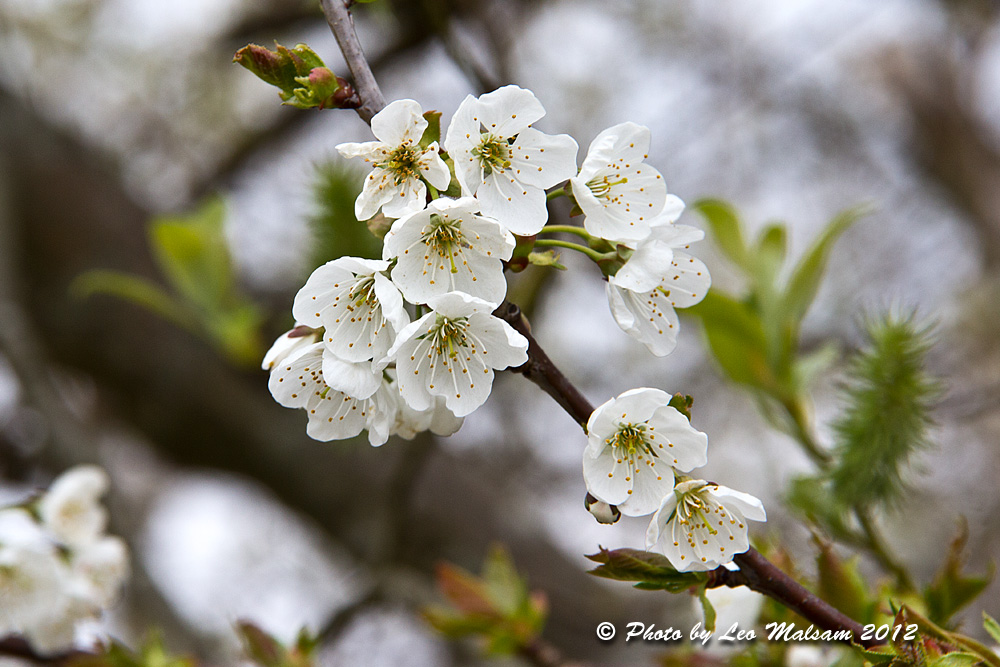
[71, 270, 199, 332]
[586, 548, 707, 593]
[686, 291, 774, 390]
[815, 540, 875, 624]
[929, 653, 984, 667]
[782, 205, 867, 327]
[420, 110, 442, 148]
[234, 43, 354, 110]
[150, 197, 232, 312]
[983, 613, 1000, 645]
[694, 199, 751, 271]
[754, 222, 787, 287]
[924, 523, 994, 627]
[698, 586, 717, 633]
[482, 545, 525, 616]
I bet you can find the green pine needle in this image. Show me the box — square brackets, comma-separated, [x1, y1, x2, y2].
[829, 311, 940, 509]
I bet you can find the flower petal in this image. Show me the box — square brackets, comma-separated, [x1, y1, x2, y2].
[477, 171, 549, 235]
[508, 128, 579, 189]
[473, 85, 545, 136]
[583, 448, 632, 506]
[371, 99, 426, 146]
[612, 241, 675, 292]
[647, 406, 708, 472]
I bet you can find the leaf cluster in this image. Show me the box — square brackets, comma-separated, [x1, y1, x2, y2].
[423, 545, 548, 657]
[233, 43, 357, 110]
[73, 198, 264, 367]
[237, 622, 318, 667]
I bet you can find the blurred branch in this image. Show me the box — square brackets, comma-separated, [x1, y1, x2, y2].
[0, 637, 94, 665]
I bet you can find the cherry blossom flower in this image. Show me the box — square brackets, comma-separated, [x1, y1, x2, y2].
[268, 341, 397, 446]
[583, 388, 707, 517]
[569, 122, 667, 244]
[606, 199, 711, 356]
[37, 466, 109, 548]
[383, 197, 514, 306]
[70, 536, 130, 608]
[337, 99, 451, 220]
[444, 85, 578, 235]
[388, 292, 528, 417]
[646, 479, 766, 572]
[292, 257, 409, 369]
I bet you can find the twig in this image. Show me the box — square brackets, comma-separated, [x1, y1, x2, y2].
[518, 637, 589, 667]
[318, 0, 386, 122]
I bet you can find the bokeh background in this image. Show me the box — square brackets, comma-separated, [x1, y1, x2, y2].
[1, 0, 999, 664]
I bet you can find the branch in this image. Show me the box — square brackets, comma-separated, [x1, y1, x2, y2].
[0, 636, 94, 665]
[318, 0, 386, 122]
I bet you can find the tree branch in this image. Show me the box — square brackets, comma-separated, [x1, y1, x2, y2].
[318, 0, 386, 122]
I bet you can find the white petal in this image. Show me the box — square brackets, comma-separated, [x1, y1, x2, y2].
[371, 99, 426, 146]
[585, 396, 623, 454]
[508, 128, 579, 189]
[473, 85, 545, 136]
[443, 95, 481, 193]
[321, 350, 381, 399]
[611, 387, 673, 423]
[372, 271, 409, 335]
[355, 169, 399, 220]
[606, 280, 680, 357]
[336, 140, 384, 162]
[262, 326, 318, 371]
[418, 143, 453, 190]
[381, 175, 428, 219]
[646, 406, 708, 472]
[617, 460, 675, 517]
[579, 122, 651, 180]
[582, 448, 632, 506]
[661, 250, 711, 309]
[477, 171, 549, 235]
[365, 382, 398, 446]
[268, 342, 326, 408]
[466, 313, 528, 370]
[612, 241, 675, 293]
[712, 486, 767, 523]
[425, 291, 492, 319]
[645, 492, 679, 551]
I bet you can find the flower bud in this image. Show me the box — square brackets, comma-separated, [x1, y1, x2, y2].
[584, 493, 620, 525]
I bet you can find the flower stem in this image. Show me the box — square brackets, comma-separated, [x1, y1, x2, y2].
[546, 187, 567, 201]
[533, 239, 608, 263]
[538, 225, 592, 241]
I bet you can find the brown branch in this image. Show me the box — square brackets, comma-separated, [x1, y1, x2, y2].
[318, 0, 386, 122]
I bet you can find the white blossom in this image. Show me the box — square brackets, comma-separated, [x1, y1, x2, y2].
[268, 341, 397, 446]
[646, 480, 766, 572]
[569, 122, 667, 244]
[38, 466, 109, 548]
[383, 197, 514, 306]
[292, 257, 409, 369]
[69, 536, 130, 608]
[388, 292, 528, 417]
[444, 85, 578, 236]
[337, 99, 451, 220]
[262, 324, 320, 371]
[0, 510, 64, 637]
[583, 388, 708, 517]
[606, 199, 711, 356]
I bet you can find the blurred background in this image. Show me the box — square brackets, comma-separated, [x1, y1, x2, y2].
[1, 0, 1000, 664]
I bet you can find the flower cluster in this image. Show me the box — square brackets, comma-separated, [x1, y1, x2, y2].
[583, 388, 766, 572]
[266, 85, 713, 444]
[0, 466, 129, 654]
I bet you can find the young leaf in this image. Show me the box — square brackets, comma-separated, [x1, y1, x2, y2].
[815, 540, 876, 625]
[686, 291, 774, 390]
[782, 205, 867, 327]
[694, 199, 751, 272]
[71, 270, 199, 332]
[924, 523, 994, 627]
[586, 548, 708, 592]
[698, 586, 717, 633]
[983, 613, 1000, 645]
